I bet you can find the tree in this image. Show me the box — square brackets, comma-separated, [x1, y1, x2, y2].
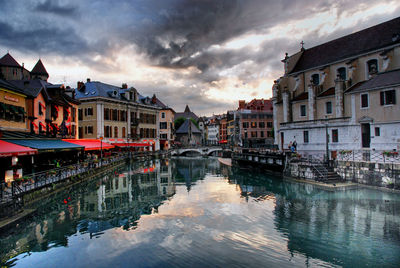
[174, 117, 186, 130]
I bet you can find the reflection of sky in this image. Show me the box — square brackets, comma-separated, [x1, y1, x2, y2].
[5, 159, 400, 268]
[11, 175, 331, 268]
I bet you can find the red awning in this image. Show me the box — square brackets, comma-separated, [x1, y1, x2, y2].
[62, 139, 115, 151]
[112, 142, 150, 147]
[0, 140, 38, 157]
[219, 140, 228, 144]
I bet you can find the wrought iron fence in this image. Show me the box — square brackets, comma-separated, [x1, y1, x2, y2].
[0, 153, 133, 203]
[336, 150, 400, 164]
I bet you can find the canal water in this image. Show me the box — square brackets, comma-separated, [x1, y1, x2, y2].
[1, 158, 400, 267]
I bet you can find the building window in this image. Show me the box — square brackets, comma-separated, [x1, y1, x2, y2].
[78, 109, 83, 120]
[260, 131, 264, 138]
[242, 122, 249, 128]
[72, 107, 76, 122]
[311, 74, 319, 86]
[104, 108, 109, 120]
[267, 122, 273, 128]
[337, 67, 346, 80]
[87, 126, 93, 134]
[114, 126, 118, 137]
[251, 131, 257, 138]
[122, 127, 126, 138]
[367, 59, 378, 75]
[160, 134, 168, 139]
[361, 93, 369, 108]
[300, 105, 306, 117]
[160, 122, 167, 129]
[259, 122, 265, 128]
[380, 90, 396, 105]
[375, 127, 380, 136]
[303, 131, 309, 143]
[332, 129, 338, 142]
[251, 122, 257, 128]
[161, 112, 165, 119]
[326, 101, 332, 114]
[112, 109, 118, 121]
[85, 107, 93, 116]
[38, 103, 43, 115]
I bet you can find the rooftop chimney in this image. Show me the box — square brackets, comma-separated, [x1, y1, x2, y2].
[87, 78, 91, 83]
[77, 81, 84, 91]
[122, 83, 128, 89]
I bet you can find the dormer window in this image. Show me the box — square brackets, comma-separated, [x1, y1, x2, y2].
[311, 74, 319, 86]
[367, 59, 378, 75]
[337, 67, 346, 80]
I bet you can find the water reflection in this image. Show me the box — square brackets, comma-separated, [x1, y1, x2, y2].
[230, 168, 400, 267]
[1, 158, 399, 268]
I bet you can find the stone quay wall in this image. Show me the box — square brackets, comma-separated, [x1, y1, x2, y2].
[335, 160, 400, 189]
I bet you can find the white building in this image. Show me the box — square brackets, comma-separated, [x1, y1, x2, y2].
[273, 17, 400, 160]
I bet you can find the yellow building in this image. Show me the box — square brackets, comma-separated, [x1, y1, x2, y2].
[0, 80, 28, 132]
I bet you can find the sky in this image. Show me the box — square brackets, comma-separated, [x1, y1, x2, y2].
[0, 0, 399, 116]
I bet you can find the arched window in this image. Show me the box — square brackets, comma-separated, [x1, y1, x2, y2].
[122, 127, 126, 138]
[367, 59, 378, 75]
[114, 126, 118, 138]
[337, 67, 346, 80]
[311, 74, 319, 85]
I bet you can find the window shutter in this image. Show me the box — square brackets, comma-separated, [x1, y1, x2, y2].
[380, 92, 384, 105]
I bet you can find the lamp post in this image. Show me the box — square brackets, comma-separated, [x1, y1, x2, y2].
[325, 117, 329, 166]
[100, 136, 103, 166]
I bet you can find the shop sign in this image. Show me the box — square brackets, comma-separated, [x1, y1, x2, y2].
[4, 95, 19, 102]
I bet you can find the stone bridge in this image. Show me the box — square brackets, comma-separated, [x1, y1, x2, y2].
[171, 146, 230, 156]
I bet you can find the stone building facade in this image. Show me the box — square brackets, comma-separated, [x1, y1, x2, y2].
[273, 17, 400, 159]
[75, 80, 162, 150]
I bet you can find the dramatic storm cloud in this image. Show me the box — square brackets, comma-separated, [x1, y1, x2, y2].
[0, 0, 399, 115]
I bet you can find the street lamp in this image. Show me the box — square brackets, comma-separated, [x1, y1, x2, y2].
[100, 136, 103, 166]
[325, 117, 329, 166]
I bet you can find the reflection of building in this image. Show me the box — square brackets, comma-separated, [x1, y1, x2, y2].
[273, 17, 400, 157]
[273, 182, 400, 266]
[81, 160, 175, 220]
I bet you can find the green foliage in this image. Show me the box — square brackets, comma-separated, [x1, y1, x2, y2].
[174, 117, 199, 131]
[174, 117, 186, 130]
[190, 118, 199, 129]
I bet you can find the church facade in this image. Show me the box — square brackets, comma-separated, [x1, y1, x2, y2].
[273, 17, 400, 159]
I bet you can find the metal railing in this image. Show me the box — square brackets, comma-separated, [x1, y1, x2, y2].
[336, 150, 400, 164]
[0, 153, 134, 203]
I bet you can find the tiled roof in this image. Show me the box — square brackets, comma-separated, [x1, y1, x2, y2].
[292, 91, 308, 101]
[8, 79, 49, 98]
[0, 53, 21, 67]
[0, 79, 26, 95]
[75, 81, 161, 108]
[346, 69, 400, 93]
[31, 59, 48, 75]
[318, 87, 335, 97]
[290, 17, 400, 74]
[176, 119, 201, 134]
[75, 81, 123, 100]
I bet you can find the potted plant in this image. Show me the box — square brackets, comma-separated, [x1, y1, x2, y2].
[383, 151, 399, 157]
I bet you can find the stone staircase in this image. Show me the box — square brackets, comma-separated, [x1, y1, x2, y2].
[312, 162, 343, 183]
